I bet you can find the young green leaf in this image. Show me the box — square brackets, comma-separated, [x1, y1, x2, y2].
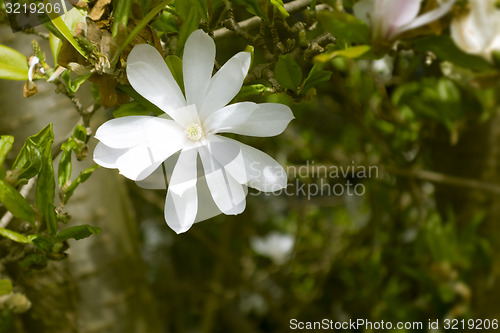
[0, 180, 35, 223]
[175, 0, 208, 20]
[270, 0, 289, 18]
[32, 125, 58, 236]
[113, 101, 152, 118]
[177, 7, 200, 57]
[42, 1, 87, 59]
[0, 135, 14, 166]
[152, 11, 179, 33]
[117, 85, 164, 116]
[63, 165, 99, 204]
[318, 11, 370, 44]
[0, 44, 28, 81]
[54, 224, 102, 242]
[413, 35, 491, 72]
[0, 227, 31, 244]
[112, 0, 133, 37]
[314, 45, 371, 64]
[61, 70, 92, 94]
[0, 279, 13, 296]
[275, 54, 303, 91]
[299, 65, 332, 95]
[28, 235, 54, 252]
[165, 55, 184, 93]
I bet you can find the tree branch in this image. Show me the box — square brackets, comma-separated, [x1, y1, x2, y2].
[214, 0, 328, 39]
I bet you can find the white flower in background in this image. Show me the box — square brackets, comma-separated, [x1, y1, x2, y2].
[251, 232, 295, 264]
[93, 30, 293, 234]
[451, 0, 500, 61]
[354, 0, 456, 41]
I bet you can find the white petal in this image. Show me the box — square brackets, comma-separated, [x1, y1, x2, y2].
[135, 153, 178, 190]
[167, 104, 201, 129]
[386, 0, 422, 30]
[95, 116, 185, 149]
[94, 117, 186, 181]
[200, 52, 252, 119]
[218, 103, 294, 137]
[183, 30, 215, 111]
[203, 102, 257, 134]
[93, 142, 130, 169]
[397, 0, 455, 37]
[210, 136, 288, 192]
[353, 0, 373, 25]
[127, 44, 186, 114]
[115, 145, 166, 181]
[198, 143, 247, 215]
[164, 148, 198, 234]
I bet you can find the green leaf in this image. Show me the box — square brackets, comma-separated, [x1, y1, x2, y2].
[0, 44, 28, 81]
[0, 135, 14, 166]
[413, 35, 492, 72]
[43, 1, 87, 59]
[270, 0, 289, 18]
[63, 165, 99, 204]
[61, 70, 91, 94]
[117, 85, 164, 116]
[0, 180, 35, 223]
[54, 224, 101, 242]
[175, 0, 207, 20]
[237, 84, 269, 99]
[314, 45, 371, 64]
[113, 101, 151, 118]
[177, 7, 200, 57]
[299, 65, 332, 95]
[275, 54, 303, 91]
[11, 126, 55, 185]
[165, 55, 184, 93]
[0, 227, 31, 244]
[28, 235, 54, 252]
[235, 0, 267, 21]
[152, 11, 179, 33]
[318, 11, 370, 44]
[32, 125, 57, 236]
[112, 0, 133, 37]
[112, 0, 173, 66]
[0, 279, 13, 296]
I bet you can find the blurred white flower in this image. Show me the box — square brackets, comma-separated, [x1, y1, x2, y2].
[354, 0, 455, 41]
[251, 232, 295, 264]
[451, 0, 500, 61]
[93, 30, 293, 234]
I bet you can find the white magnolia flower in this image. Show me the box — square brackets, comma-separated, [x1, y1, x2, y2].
[251, 232, 295, 264]
[354, 0, 456, 41]
[93, 30, 293, 233]
[451, 0, 500, 61]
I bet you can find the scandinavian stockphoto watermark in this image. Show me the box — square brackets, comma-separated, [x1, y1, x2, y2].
[251, 160, 379, 199]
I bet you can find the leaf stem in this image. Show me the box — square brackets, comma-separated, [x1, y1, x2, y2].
[111, 0, 172, 67]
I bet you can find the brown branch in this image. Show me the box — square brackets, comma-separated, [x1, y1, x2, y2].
[385, 167, 500, 196]
[214, 0, 329, 39]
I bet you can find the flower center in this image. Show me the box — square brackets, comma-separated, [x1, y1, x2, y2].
[185, 123, 204, 141]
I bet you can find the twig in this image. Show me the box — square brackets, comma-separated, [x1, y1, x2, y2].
[214, 0, 329, 39]
[0, 177, 37, 229]
[385, 167, 500, 196]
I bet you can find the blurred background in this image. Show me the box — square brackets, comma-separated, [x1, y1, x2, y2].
[1, 0, 500, 332]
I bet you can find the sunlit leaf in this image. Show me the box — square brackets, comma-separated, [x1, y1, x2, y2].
[63, 165, 99, 204]
[0, 279, 13, 296]
[54, 224, 101, 242]
[0, 227, 31, 244]
[0, 44, 28, 81]
[0, 180, 35, 223]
